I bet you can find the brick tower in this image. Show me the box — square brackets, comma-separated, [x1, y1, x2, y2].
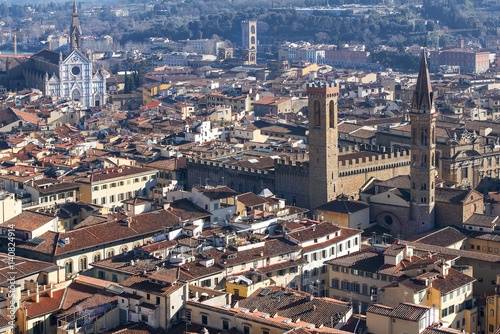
[308, 82, 340, 210]
[409, 50, 437, 234]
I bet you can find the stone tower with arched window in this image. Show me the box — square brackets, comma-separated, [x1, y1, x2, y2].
[241, 20, 257, 65]
[308, 82, 340, 209]
[409, 50, 437, 234]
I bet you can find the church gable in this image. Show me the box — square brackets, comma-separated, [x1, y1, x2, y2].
[48, 74, 60, 83]
[462, 189, 483, 205]
[92, 71, 103, 81]
[70, 82, 83, 91]
[369, 189, 410, 208]
[62, 49, 89, 65]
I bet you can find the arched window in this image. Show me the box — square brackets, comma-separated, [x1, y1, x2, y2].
[72, 89, 81, 102]
[94, 94, 101, 107]
[64, 260, 73, 275]
[107, 250, 115, 258]
[93, 253, 101, 263]
[250, 36, 255, 45]
[421, 129, 428, 145]
[421, 183, 427, 191]
[421, 154, 427, 167]
[79, 256, 88, 271]
[120, 246, 128, 254]
[431, 128, 434, 144]
[251, 25, 255, 34]
[329, 100, 335, 128]
[314, 100, 321, 127]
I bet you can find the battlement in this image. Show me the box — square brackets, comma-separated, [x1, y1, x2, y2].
[307, 81, 339, 95]
[275, 153, 309, 172]
[340, 144, 402, 154]
[187, 158, 271, 175]
[339, 146, 410, 177]
[195, 147, 245, 160]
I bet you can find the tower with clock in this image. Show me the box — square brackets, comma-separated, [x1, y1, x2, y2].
[21, 1, 106, 107]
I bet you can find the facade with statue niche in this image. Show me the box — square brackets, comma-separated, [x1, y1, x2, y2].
[21, 1, 106, 107]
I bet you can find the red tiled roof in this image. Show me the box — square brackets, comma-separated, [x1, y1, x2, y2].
[25, 288, 65, 318]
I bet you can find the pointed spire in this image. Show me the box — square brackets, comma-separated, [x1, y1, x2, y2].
[412, 49, 434, 113]
[70, 1, 82, 50]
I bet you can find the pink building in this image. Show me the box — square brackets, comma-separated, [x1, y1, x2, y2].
[325, 49, 370, 67]
[429, 49, 490, 73]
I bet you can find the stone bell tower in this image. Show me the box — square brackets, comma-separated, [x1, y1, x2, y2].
[308, 82, 340, 210]
[70, 0, 82, 50]
[409, 50, 437, 234]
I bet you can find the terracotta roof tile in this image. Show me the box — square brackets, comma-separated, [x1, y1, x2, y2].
[0, 210, 56, 231]
[24, 288, 65, 318]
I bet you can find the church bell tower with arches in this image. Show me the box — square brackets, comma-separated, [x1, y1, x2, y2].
[409, 50, 437, 233]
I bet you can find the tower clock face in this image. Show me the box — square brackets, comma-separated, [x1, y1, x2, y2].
[71, 66, 81, 76]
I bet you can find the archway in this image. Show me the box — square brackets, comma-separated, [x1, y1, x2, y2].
[72, 89, 81, 102]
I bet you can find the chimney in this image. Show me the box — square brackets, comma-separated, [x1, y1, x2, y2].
[226, 293, 232, 306]
[308, 295, 314, 302]
[34, 285, 39, 303]
[312, 305, 317, 311]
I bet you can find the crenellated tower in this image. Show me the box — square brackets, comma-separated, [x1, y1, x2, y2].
[308, 82, 340, 210]
[70, 0, 82, 50]
[410, 50, 437, 233]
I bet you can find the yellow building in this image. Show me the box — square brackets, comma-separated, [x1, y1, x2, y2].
[142, 83, 171, 104]
[483, 274, 500, 334]
[74, 166, 158, 210]
[367, 303, 439, 334]
[467, 234, 500, 255]
[294, 62, 332, 77]
[225, 273, 271, 298]
[314, 195, 370, 229]
[381, 259, 477, 333]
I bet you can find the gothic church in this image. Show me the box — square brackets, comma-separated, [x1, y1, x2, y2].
[21, 1, 106, 107]
[359, 52, 485, 237]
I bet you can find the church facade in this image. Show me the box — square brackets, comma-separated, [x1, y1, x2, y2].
[359, 51, 486, 237]
[21, 2, 106, 107]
